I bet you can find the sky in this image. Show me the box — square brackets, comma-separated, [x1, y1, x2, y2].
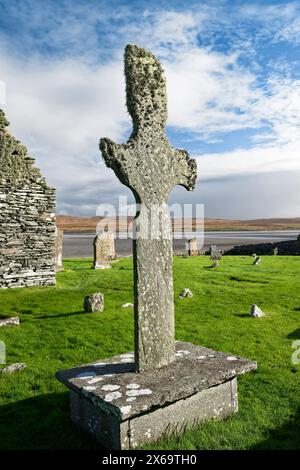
[0, 0, 300, 219]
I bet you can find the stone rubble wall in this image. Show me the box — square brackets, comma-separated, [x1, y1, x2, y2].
[0, 109, 56, 288]
[0, 183, 56, 288]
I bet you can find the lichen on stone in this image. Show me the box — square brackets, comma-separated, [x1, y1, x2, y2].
[0, 109, 46, 189]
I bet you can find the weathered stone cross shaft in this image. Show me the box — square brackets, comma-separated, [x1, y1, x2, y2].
[100, 45, 197, 372]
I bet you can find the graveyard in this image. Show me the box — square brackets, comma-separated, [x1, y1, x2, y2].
[0, 255, 299, 449]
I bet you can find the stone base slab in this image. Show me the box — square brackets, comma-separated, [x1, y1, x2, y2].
[70, 377, 237, 449]
[56, 342, 256, 449]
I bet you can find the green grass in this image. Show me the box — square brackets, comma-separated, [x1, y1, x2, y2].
[0, 256, 299, 450]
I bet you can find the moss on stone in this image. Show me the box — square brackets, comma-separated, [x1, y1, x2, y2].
[0, 108, 49, 190]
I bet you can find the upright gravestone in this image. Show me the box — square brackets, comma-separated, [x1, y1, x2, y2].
[210, 245, 222, 261]
[56, 45, 256, 450]
[54, 227, 64, 271]
[93, 226, 115, 269]
[187, 237, 198, 256]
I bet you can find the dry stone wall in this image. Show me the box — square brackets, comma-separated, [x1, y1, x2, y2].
[224, 239, 299, 256]
[0, 109, 56, 288]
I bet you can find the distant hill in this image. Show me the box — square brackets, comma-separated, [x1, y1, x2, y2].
[56, 215, 300, 233]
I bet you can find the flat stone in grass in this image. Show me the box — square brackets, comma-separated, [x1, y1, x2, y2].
[0, 316, 20, 327]
[83, 293, 104, 313]
[179, 288, 193, 299]
[1, 363, 26, 373]
[56, 341, 257, 450]
[250, 304, 265, 318]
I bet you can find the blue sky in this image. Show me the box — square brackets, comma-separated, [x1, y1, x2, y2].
[0, 0, 300, 218]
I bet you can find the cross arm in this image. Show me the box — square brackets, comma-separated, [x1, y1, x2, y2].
[100, 138, 131, 188]
[173, 149, 197, 191]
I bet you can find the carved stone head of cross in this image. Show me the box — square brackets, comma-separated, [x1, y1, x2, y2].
[100, 45, 197, 372]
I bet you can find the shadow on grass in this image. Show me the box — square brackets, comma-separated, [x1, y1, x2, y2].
[233, 313, 251, 318]
[36, 311, 84, 320]
[250, 408, 300, 450]
[287, 328, 300, 340]
[229, 276, 269, 284]
[0, 392, 100, 450]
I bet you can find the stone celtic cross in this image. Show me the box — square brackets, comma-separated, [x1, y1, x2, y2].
[100, 45, 197, 372]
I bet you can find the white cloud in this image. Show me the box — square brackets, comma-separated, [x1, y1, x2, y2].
[0, 3, 300, 217]
[0, 50, 131, 213]
[198, 140, 300, 181]
[165, 48, 261, 136]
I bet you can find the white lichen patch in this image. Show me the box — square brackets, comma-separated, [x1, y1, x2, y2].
[144, 429, 151, 439]
[126, 383, 140, 390]
[104, 391, 122, 402]
[120, 405, 132, 416]
[126, 397, 137, 402]
[88, 377, 104, 384]
[126, 389, 152, 397]
[197, 355, 206, 360]
[227, 356, 238, 361]
[76, 371, 96, 379]
[101, 384, 120, 392]
[208, 354, 215, 358]
[83, 385, 97, 391]
[176, 350, 191, 357]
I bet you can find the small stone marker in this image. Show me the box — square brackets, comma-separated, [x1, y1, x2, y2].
[56, 44, 257, 450]
[253, 256, 261, 265]
[93, 226, 115, 269]
[179, 288, 193, 299]
[54, 227, 64, 271]
[187, 238, 198, 256]
[250, 304, 265, 318]
[0, 363, 26, 373]
[0, 316, 20, 327]
[273, 247, 278, 256]
[83, 293, 104, 313]
[210, 245, 222, 261]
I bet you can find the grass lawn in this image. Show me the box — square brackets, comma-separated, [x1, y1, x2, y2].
[0, 256, 299, 450]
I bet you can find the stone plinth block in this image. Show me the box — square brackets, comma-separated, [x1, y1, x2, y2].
[56, 341, 256, 449]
